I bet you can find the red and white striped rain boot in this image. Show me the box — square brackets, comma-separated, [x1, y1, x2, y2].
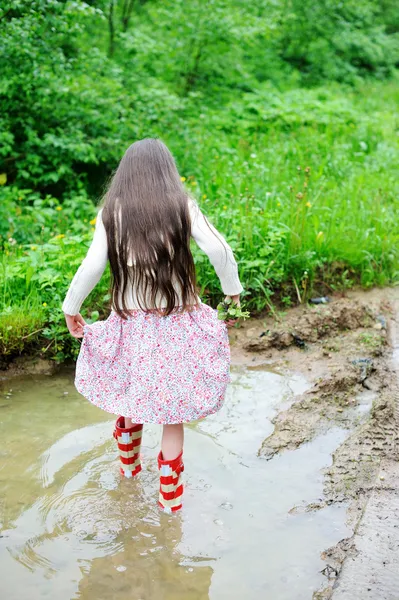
[113, 416, 143, 478]
[158, 451, 184, 513]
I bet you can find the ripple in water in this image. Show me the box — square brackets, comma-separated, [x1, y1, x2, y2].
[0, 367, 351, 600]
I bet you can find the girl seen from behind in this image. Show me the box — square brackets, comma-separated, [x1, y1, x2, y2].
[63, 139, 243, 513]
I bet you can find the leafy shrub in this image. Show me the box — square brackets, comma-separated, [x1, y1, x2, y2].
[0, 1, 398, 362]
[1, 0, 398, 197]
[0, 186, 96, 245]
[278, 0, 399, 84]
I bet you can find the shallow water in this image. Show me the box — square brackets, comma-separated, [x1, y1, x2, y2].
[0, 366, 351, 600]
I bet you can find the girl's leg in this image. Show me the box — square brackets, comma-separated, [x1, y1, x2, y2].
[158, 424, 185, 512]
[124, 416, 133, 429]
[161, 424, 184, 460]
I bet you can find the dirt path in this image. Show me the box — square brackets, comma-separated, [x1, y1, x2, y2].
[328, 306, 399, 600]
[230, 287, 399, 598]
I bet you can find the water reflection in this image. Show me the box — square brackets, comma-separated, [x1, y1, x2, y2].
[1, 410, 213, 599]
[0, 367, 351, 600]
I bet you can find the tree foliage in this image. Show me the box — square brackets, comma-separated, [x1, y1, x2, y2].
[0, 0, 398, 360]
[0, 0, 397, 195]
[279, 0, 399, 82]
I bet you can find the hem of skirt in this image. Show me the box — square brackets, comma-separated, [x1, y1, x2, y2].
[79, 393, 225, 424]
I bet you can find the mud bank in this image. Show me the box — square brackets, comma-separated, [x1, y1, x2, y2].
[0, 355, 58, 381]
[230, 287, 399, 598]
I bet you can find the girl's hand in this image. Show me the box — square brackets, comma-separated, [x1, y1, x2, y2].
[226, 294, 241, 307]
[217, 295, 248, 326]
[225, 294, 240, 328]
[65, 313, 87, 338]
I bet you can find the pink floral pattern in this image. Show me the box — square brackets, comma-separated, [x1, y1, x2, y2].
[75, 303, 230, 424]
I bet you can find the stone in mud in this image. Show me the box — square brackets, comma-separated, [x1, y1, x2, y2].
[351, 358, 373, 376]
[292, 334, 306, 348]
[270, 331, 294, 349]
[309, 297, 331, 305]
[376, 314, 387, 329]
[243, 336, 271, 352]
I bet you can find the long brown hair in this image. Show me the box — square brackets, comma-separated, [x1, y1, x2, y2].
[102, 139, 198, 317]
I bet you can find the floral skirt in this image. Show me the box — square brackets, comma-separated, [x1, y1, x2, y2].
[75, 303, 230, 424]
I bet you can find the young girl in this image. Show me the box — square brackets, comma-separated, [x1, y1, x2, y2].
[63, 139, 243, 513]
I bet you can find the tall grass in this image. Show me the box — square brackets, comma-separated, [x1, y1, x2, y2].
[167, 80, 399, 308]
[1, 79, 398, 359]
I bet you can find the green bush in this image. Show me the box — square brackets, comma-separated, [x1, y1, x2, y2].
[1, 1, 398, 362]
[1, 78, 399, 361]
[0, 193, 109, 360]
[278, 0, 399, 83]
[1, 0, 398, 195]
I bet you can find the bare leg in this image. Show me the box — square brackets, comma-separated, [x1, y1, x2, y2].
[124, 416, 134, 429]
[124, 417, 143, 429]
[161, 424, 184, 461]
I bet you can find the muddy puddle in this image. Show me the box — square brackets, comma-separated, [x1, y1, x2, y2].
[2, 289, 398, 599]
[0, 366, 354, 600]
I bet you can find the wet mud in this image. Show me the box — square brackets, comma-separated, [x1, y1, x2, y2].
[235, 295, 392, 461]
[231, 288, 399, 598]
[243, 299, 378, 352]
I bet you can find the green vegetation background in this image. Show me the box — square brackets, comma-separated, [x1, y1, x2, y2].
[1, 0, 399, 362]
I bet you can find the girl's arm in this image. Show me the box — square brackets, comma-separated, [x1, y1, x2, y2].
[62, 209, 108, 318]
[189, 201, 243, 298]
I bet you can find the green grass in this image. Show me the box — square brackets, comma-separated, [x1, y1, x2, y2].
[0, 304, 44, 361]
[177, 79, 399, 308]
[1, 79, 398, 362]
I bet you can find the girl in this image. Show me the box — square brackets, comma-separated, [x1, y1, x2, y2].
[63, 139, 243, 513]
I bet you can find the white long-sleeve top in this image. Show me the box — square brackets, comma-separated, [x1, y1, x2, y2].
[62, 201, 243, 315]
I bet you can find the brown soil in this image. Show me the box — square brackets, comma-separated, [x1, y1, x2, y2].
[229, 287, 399, 599]
[231, 292, 393, 465]
[243, 299, 376, 352]
[0, 355, 58, 381]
